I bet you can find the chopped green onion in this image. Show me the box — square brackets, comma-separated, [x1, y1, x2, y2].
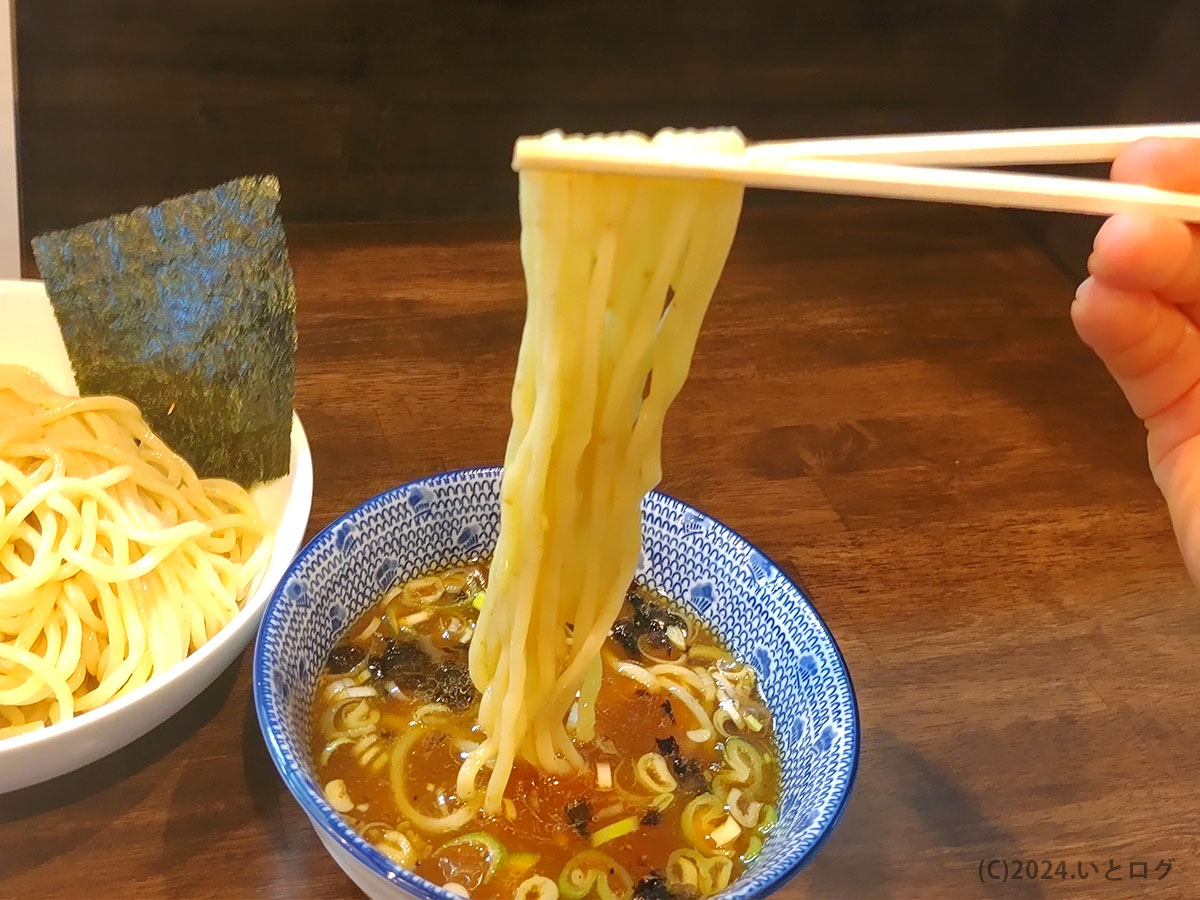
[319, 736, 353, 766]
[590, 815, 640, 848]
[706, 856, 734, 892]
[353, 615, 382, 642]
[558, 850, 633, 900]
[471, 591, 486, 611]
[687, 645, 728, 663]
[342, 699, 373, 728]
[743, 713, 763, 732]
[323, 778, 354, 813]
[665, 850, 709, 894]
[376, 829, 415, 867]
[436, 832, 507, 884]
[680, 794, 725, 851]
[742, 835, 764, 864]
[667, 850, 734, 895]
[635, 753, 678, 793]
[413, 702, 454, 723]
[710, 773, 733, 799]
[515, 875, 559, 900]
[397, 608, 436, 628]
[596, 866, 633, 900]
[441, 570, 472, 598]
[376, 841, 409, 866]
[712, 708, 738, 739]
[760, 805, 778, 831]
[665, 625, 687, 649]
[721, 738, 764, 788]
[691, 667, 718, 704]
[401, 574, 446, 607]
[649, 792, 675, 812]
[596, 761, 613, 791]
[353, 732, 378, 755]
[594, 801, 625, 821]
[323, 677, 355, 701]
[710, 814, 742, 848]
[726, 787, 763, 828]
[614, 661, 660, 691]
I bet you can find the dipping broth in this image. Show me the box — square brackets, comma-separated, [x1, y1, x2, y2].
[310, 560, 780, 900]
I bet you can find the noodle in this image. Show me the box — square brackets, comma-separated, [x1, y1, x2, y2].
[463, 129, 745, 810]
[0, 364, 272, 738]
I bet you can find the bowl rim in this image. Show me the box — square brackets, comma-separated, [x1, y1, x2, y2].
[253, 465, 859, 900]
[0, 414, 313, 765]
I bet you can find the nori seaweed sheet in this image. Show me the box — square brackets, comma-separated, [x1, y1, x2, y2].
[31, 175, 296, 486]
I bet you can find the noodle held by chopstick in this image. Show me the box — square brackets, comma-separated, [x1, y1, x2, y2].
[461, 129, 746, 811]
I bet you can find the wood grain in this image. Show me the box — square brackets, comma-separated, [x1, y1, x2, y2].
[3, 202, 1199, 899]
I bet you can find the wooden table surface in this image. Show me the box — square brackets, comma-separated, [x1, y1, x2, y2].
[3, 202, 1198, 899]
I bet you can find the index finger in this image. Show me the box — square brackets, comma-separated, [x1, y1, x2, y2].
[1102, 137, 1200, 314]
[1111, 137, 1200, 193]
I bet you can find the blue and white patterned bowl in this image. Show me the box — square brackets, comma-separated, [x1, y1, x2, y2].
[254, 467, 858, 900]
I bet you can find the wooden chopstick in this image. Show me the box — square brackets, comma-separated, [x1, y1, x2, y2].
[512, 127, 1200, 222]
[744, 122, 1200, 167]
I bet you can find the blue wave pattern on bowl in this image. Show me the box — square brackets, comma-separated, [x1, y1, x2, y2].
[255, 467, 858, 899]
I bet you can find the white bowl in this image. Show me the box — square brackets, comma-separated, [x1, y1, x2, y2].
[0, 279, 313, 793]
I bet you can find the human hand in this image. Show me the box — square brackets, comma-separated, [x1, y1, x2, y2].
[1072, 137, 1200, 584]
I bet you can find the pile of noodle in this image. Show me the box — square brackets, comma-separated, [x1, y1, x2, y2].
[0, 364, 271, 738]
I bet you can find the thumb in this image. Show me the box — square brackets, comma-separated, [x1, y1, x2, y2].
[1073, 276, 1200, 583]
[1151, 439, 1200, 588]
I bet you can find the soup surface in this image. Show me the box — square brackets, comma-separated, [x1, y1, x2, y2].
[310, 560, 779, 900]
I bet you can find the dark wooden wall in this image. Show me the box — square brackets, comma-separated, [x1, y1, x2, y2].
[14, 0, 1195, 274]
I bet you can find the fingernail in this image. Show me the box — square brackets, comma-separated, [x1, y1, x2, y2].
[1075, 276, 1094, 302]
